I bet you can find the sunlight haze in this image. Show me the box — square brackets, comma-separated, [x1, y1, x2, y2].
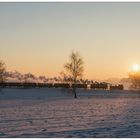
[1, 3, 140, 79]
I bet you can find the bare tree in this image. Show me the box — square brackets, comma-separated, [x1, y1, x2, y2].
[129, 71, 140, 89]
[64, 52, 84, 98]
[0, 60, 6, 91]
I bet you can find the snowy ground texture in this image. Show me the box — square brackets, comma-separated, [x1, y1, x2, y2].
[0, 88, 140, 138]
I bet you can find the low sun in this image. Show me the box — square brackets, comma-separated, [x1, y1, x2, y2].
[132, 64, 140, 72]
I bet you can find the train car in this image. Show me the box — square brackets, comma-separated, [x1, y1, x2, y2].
[110, 84, 124, 90]
[53, 83, 70, 88]
[71, 84, 87, 89]
[90, 82, 108, 90]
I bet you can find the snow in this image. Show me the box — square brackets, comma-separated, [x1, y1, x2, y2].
[0, 88, 140, 137]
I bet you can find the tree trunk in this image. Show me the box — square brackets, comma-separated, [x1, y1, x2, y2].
[73, 86, 77, 98]
[73, 77, 77, 98]
[0, 85, 2, 93]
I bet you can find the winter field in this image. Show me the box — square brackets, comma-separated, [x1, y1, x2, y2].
[0, 88, 140, 138]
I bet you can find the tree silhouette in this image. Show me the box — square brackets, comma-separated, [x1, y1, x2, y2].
[129, 71, 140, 89]
[0, 60, 6, 91]
[64, 52, 84, 98]
[0, 60, 6, 82]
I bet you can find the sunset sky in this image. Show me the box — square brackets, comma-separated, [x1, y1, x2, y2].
[1, 2, 140, 80]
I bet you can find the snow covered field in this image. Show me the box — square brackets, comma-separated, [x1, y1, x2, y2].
[0, 88, 140, 138]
